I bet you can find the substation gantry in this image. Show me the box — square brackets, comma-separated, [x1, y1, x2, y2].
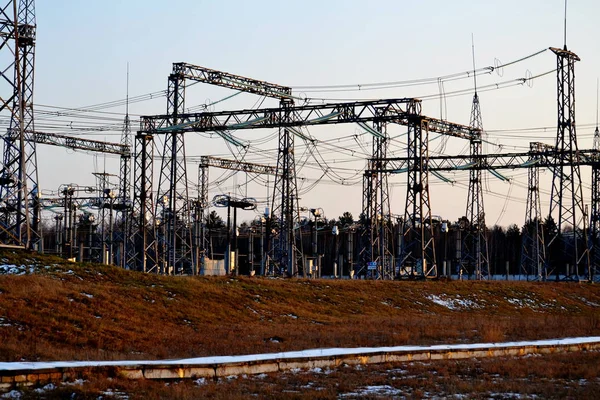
[374, 143, 600, 280]
[196, 155, 279, 274]
[139, 93, 480, 278]
[0, 0, 133, 258]
[0, 0, 587, 283]
[129, 63, 294, 275]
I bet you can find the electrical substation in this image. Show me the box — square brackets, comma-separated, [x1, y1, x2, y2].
[1, 1, 599, 282]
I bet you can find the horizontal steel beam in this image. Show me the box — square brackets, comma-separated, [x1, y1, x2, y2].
[140, 98, 480, 140]
[200, 155, 278, 176]
[372, 149, 600, 173]
[173, 62, 292, 100]
[18, 130, 131, 156]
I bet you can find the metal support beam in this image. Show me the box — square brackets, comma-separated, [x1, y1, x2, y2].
[547, 46, 589, 280]
[129, 133, 158, 273]
[271, 98, 301, 276]
[460, 92, 489, 279]
[156, 73, 194, 275]
[172, 63, 292, 100]
[520, 142, 547, 280]
[589, 126, 600, 281]
[399, 102, 437, 278]
[0, 0, 38, 249]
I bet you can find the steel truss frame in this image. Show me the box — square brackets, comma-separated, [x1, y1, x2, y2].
[140, 98, 478, 276]
[520, 142, 547, 280]
[547, 47, 589, 280]
[0, 0, 37, 249]
[197, 156, 278, 273]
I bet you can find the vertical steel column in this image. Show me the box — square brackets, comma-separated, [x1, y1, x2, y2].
[520, 142, 546, 280]
[359, 116, 392, 279]
[372, 118, 393, 278]
[460, 92, 489, 279]
[359, 164, 375, 273]
[129, 133, 158, 273]
[399, 101, 437, 278]
[115, 81, 132, 268]
[197, 159, 209, 274]
[547, 47, 589, 280]
[156, 73, 194, 274]
[271, 98, 300, 276]
[0, 0, 38, 249]
[589, 125, 600, 281]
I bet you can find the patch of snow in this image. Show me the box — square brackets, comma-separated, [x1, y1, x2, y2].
[284, 313, 298, 319]
[1, 390, 22, 399]
[339, 385, 402, 398]
[255, 373, 268, 379]
[427, 294, 480, 310]
[100, 389, 129, 399]
[1, 337, 600, 372]
[61, 379, 85, 386]
[579, 297, 600, 307]
[33, 383, 56, 394]
[80, 292, 93, 299]
[194, 377, 207, 385]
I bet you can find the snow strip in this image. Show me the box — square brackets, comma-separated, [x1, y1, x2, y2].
[1, 337, 599, 372]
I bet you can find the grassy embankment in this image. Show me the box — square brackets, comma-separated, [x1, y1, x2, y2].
[0, 248, 599, 363]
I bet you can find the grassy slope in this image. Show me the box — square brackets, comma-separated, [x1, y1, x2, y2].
[0, 249, 599, 362]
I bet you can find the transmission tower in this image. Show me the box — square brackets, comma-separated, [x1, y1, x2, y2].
[460, 40, 489, 280]
[520, 142, 547, 280]
[156, 73, 194, 275]
[0, 0, 39, 249]
[271, 98, 301, 276]
[547, 46, 589, 280]
[360, 117, 393, 279]
[399, 100, 437, 278]
[129, 133, 158, 273]
[115, 66, 132, 268]
[589, 82, 600, 281]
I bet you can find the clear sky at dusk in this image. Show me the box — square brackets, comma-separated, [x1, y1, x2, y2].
[25, 0, 600, 227]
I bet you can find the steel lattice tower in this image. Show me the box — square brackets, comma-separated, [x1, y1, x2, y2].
[129, 133, 158, 273]
[0, 0, 39, 249]
[399, 101, 437, 277]
[460, 91, 489, 279]
[271, 98, 301, 276]
[359, 117, 393, 278]
[196, 160, 209, 274]
[520, 142, 547, 280]
[156, 73, 194, 275]
[589, 105, 600, 281]
[547, 46, 589, 280]
[115, 70, 132, 268]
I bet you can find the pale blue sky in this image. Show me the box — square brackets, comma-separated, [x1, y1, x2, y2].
[28, 1, 600, 226]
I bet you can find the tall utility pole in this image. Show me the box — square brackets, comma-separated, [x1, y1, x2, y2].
[589, 80, 600, 281]
[399, 100, 437, 278]
[360, 117, 393, 279]
[520, 142, 547, 280]
[271, 97, 300, 276]
[0, 0, 39, 249]
[156, 71, 193, 275]
[115, 65, 132, 268]
[461, 38, 489, 279]
[547, 46, 589, 280]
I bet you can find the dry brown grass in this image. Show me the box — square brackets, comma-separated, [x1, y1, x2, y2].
[0, 248, 599, 365]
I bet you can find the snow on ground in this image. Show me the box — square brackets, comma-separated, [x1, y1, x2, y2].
[1, 337, 599, 372]
[338, 385, 403, 398]
[426, 294, 482, 310]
